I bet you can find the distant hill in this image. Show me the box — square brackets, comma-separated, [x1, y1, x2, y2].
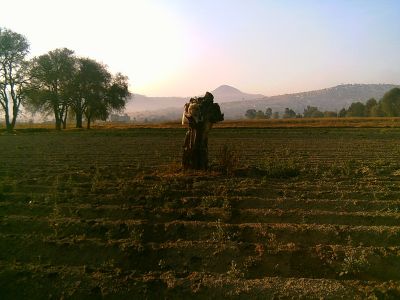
[125, 84, 399, 122]
[220, 84, 399, 119]
[212, 85, 264, 102]
[124, 84, 264, 113]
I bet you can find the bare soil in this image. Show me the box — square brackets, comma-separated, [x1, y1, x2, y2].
[0, 127, 400, 299]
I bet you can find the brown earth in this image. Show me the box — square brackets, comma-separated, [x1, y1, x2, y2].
[0, 127, 400, 299]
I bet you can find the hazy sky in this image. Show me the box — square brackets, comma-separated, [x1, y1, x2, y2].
[2, 0, 400, 96]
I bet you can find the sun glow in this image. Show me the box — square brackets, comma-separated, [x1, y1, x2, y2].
[1, 0, 189, 95]
[120, 3, 188, 95]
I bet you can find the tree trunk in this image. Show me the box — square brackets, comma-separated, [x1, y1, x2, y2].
[62, 109, 68, 129]
[182, 124, 209, 170]
[76, 111, 83, 128]
[182, 92, 223, 170]
[55, 118, 62, 130]
[53, 104, 62, 130]
[86, 116, 91, 129]
[11, 109, 18, 130]
[5, 110, 13, 132]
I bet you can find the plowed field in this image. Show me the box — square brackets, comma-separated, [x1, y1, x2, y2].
[1, 127, 400, 299]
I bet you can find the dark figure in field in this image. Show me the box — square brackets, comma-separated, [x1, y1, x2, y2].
[182, 92, 224, 170]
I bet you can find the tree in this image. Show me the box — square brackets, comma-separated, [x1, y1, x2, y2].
[364, 98, 378, 116]
[323, 111, 337, 117]
[0, 28, 30, 132]
[265, 107, 272, 119]
[255, 110, 265, 119]
[245, 109, 256, 119]
[370, 104, 386, 117]
[82, 69, 130, 129]
[26, 48, 76, 130]
[282, 108, 296, 118]
[272, 111, 280, 119]
[338, 108, 347, 117]
[70, 58, 110, 128]
[303, 106, 323, 118]
[380, 88, 400, 117]
[346, 102, 365, 117]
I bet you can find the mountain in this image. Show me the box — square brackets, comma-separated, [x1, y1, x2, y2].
[219, 84, 399, 119]
[125, 83, 399, 122]
[125, 84, 265, 112]
[124, 94, 188, 112]
[212, 85, 264, 102]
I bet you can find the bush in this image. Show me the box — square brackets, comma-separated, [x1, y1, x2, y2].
[263, 158, 301, 178]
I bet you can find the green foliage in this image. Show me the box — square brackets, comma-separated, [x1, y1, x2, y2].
[369, 104, 385, 117]
[380, 88, 400, 117]
[71, 59, 130, 129]
[303, 106, 324, 118]
[364, 98, 377, 116]
[263, 158, 301, 178]
[26, 48, 130, 130]
[346, 102, 365, 117]
[26, 48, 76, 130]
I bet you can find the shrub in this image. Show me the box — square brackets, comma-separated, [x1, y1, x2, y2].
[263, 158, 300, 178]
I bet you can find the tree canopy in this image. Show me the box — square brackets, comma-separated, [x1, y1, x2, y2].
[0, 27, 30, 131]
[26, 48, 76, 130]
[380, 88, 400, 117]
[26, 50, 130, 129]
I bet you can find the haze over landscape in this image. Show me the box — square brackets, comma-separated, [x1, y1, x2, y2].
[4, 1, 400, 298]
[2, 0, 400, 101]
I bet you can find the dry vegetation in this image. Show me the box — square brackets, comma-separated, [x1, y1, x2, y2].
[1, 122, 400, 298]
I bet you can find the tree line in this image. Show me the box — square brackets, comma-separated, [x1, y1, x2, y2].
[0, 27, 130, 131]
[245, 88, 400, 119]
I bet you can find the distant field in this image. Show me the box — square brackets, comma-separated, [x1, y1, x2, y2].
[1, 127, 400, 298]
[6, 116, 400, 131]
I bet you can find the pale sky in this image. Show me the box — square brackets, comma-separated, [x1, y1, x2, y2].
[2, 0, 400, 96]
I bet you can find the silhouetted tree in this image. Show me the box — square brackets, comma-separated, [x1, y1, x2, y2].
[69, 58, 129, 129]
[265, 107, 272, 119]
[26, 48, 76, 130]
[338, 108, 347, 117]
[0, 28, 30, 132]
[282, 108, 296, 118]
[303, 106, 323, 118]
[245, 109, 256, 119]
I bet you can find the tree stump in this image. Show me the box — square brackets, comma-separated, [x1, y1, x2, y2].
[182, 92, 224, 170]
